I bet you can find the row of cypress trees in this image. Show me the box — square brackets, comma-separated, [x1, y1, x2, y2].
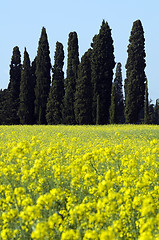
[0, 19, 159, 125]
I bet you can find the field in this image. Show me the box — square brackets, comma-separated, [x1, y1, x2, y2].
[0, 125, 159, 240]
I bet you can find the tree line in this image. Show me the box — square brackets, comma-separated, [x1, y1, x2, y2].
[0, 19, 159, 125]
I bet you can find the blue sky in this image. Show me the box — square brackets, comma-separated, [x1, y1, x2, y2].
[0, 0, 159, 102]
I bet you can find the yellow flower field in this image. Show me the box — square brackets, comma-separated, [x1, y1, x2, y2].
[0, 125, 159, 240]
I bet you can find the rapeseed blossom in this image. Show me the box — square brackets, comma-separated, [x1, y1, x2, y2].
[0, 124, 159, 239]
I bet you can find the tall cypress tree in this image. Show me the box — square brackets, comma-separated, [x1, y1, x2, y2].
[34, 27, 51, 124]
[125, 20, 146, 123]
[144, 77, 149, 124]
[114, 62, 124, 123]
[109, 83, 116, 124]
[110, 63, 124, 124]
[63, 32, 79, 124]
[30, 57, 37, 123]
[31, 57, 37, 88]
[91, 20, 115, 124]
[74, 49, 93, 124]
[8, 46, 21, 124]
[46, 42, 64, 124]
[18, 48, 34, 124]
[91, 34, 98, 124]
[148, 100, 155, 124]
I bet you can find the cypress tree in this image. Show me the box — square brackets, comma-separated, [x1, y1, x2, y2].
[34, 27, 51, 124]
[0, 88, 18, 125]
[18, 48, 34, 124]
[125, 20, 146, 123]
[109, 83, 116, 124]
[0, 89, 9, 124]
[91, 20, 115, 124]
[30, 57, 37, 123]
[46, 42, 64, 124]
[63, 32, 79, 124]
[74, 49, 93, 124]
[144, 78, 149, 124]
[91, 34, 98, 124]
[31, 57, 37, 88]
[148, 100, 155, 124]
[154, 99, 159, 124]
[114, 62, 124, 123]
[8, 46, 21, 124]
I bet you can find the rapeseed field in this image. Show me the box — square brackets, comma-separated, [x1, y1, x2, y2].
[0, 125, 159, 240]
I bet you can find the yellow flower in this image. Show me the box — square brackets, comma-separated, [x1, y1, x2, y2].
[31, 222, 49, 239]
[138, 231, 153, 240]
[100, 227, 115, 240]
[48, 213, 63, 228]
[61, 229, 80, 240]
[0, 125, 159, 239]
[1, 228, 13, 240]
[83, 230, 98, 240]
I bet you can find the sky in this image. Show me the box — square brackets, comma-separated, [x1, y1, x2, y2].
[0, 0, 159, 102]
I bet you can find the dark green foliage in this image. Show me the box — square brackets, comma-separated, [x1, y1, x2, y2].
[96, 95, 100, 125]
[63, 32, 79, 124]
[7, 46, 21, 124]
[31, 57, 37, 94]
[18, 48, 35, 124]
[34, 27, 51, 124]
[114, 63, 124, 123]
[154, 99, 159, 124]
[125, 20, 146, 123]
[8, 46, 21, 100]
[91, 20, 115, 124]
[109, 83, 116, 124]
[0, 89, 10, 124]
[148, 100, 155, 124]
[30, 57, 37, 123]
[46, 42, 65, 124]
[1, 22, 158, 126]
[74, 49, 93, 124]
[0, 90, 3, 124]
[0, 88, 22, 125]
[144, 78, 149, 124]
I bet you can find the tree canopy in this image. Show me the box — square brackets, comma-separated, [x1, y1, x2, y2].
[46, 41, 65, 124]
[125, 20, 146, 123]
[0, 20, 158, 125]
[91, 20, 115, 124]
[34, 27, 51, 124]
